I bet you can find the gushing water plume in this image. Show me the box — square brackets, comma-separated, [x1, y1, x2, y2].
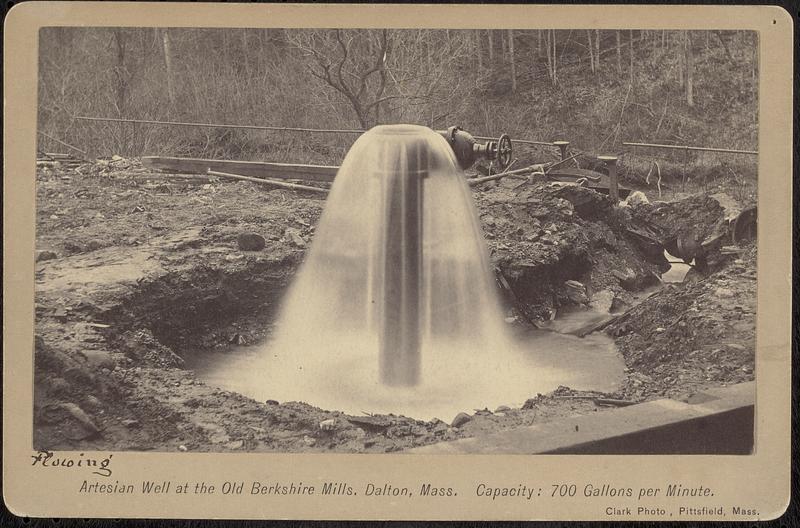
[246, 124, 573, 419]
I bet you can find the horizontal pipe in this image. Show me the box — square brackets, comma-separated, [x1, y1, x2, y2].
[474, 135, 554, 146]
[207, 170, 329, 194]
[623, 142, 757, 155]
[468, 165, 542, 186]
[73, 116, 558, 147]
[74, 116, 365, 135]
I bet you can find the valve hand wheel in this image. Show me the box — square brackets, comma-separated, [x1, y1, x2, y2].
[496, 134, 513, 171]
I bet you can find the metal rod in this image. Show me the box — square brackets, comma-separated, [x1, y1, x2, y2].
[206, 170, 329, 194]
[467, 165, 542, 186]
[74, 116, 366, 135]
[545, 151, 583, 172]
[37, 131, 88, 156]
[622, 141, 757, 155]
[552, 140, 570, 160]
[74, 115, 561, 148]
[474, 135, 554, 146]
[598, 156, 619, 203]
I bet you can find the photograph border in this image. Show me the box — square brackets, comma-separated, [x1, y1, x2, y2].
[4, 2, 793, 521]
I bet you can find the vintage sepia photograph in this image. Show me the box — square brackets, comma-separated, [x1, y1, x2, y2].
[32, 25, 760, 456]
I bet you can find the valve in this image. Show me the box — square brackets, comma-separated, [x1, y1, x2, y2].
[436, 126, 513, 171]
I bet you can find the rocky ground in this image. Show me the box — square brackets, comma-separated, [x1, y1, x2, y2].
[32, 156, 757, 453]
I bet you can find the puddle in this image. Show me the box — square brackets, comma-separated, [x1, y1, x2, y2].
[188, 323, 625, 421]
[662, 250, 692, 283]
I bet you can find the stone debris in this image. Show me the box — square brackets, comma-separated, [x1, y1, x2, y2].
[319, 418, 336, 431]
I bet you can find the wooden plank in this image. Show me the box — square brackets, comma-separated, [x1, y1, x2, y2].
[141, 156, 339, 183]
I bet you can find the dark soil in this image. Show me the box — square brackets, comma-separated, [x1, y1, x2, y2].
[33, 157, 756, 453]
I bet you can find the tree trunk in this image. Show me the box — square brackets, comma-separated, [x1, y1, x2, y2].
[616, 30, 622, 73]
[678, 31, 685, 90]
[551, 30, 558, 85]
[241, 29, 250, 77]
[595, 30, 601, 70]
[587, 30, 595, 74]
[113, 29, 127, 116]
[537, 29, 542, 55]
[476, 30, 483, 70]
[161, 29, 176, 108]
[629, 29, 635, 82]
[545, 29, 552, 83]
[508, 29, 516, 92]
[685, 31, 694, 107]
[487, 30, 494, 62]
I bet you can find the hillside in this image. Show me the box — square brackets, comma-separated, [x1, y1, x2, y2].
[37, 28, 758, 186]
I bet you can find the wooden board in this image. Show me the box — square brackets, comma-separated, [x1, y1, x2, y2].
[141, 156, 339, 183]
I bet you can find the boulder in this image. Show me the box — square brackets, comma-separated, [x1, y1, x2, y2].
[236, 232, 266, 251]
[451, 412, 472, 428]
[36, 250, 58, 262]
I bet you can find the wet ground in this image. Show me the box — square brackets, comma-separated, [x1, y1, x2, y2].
[32, 157, 757, 453]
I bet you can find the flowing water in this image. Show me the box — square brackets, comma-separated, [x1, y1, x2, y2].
[190, 125, 626, 420]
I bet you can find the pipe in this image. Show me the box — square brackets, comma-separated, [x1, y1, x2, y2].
[598, 155, 619, 202]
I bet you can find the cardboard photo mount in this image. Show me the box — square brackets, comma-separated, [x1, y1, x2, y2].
[3, 2, 793, 521]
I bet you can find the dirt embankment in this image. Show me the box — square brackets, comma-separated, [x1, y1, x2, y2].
[33, 159, 755, 453]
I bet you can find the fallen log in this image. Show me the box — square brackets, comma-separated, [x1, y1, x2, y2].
[206, 169, 329, 194]
[468, 165, 541, 187]
[143, 156, 338, 183]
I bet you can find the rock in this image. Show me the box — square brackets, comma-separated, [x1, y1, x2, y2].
[319, 418, 336, 431]
[226, 440, 244, 450]
[451, 412, 471, 428]
[621, 191, 650, 208]
[613, 268, 638, 290]
[86, 240, 104, 251]
[715, 287, 735, 299]
[265, 399, 279, 406]
[80, 350, 117, 370]
[610, 296, 630, 313]
[589, 289, 615, 313]
[47, 377, 71, 396]
[285, 228, 306, 248]
[121, 419, 140, 428]
[655, 327, 666, 333]
[302, 435, 316, 446]
[53, 402, 99, 438]
[83, 395, 103, 410]
[36, 250, 58, 262]
[494, 405, 511, 413]
[236, 232, 266, 251]
[178, 445, 188, 452]
[564, 280, 588, 304]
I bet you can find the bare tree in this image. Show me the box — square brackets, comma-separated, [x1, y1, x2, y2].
[508, 29, 516, 92]
[291, 29, 391, 128]
[161, 29, 176, 107]
[112, 29, 129, 115]
[677, 31, 685, 90]
[629, 29, 635, 82]
[616, 30, 622, 73]
[685, 31, 694, 107]
[587, 30, 595, 74]
[594, 30, 601, 71]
